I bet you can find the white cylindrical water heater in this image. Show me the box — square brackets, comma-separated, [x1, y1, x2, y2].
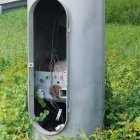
[28, 0, 104, 138]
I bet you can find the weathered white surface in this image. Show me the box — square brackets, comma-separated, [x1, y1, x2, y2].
[0, 0, 20, 4]
[0, 0, 26, 11]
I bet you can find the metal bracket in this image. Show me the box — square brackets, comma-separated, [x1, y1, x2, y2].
[28, 62, 34, 68]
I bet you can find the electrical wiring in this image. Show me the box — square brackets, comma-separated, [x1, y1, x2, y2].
[46, 11, 66, 125]
[49, 11, 65, 94]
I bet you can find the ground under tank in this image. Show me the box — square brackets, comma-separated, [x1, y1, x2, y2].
[28, 0, 105, 138]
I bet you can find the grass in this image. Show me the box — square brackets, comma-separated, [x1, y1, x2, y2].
[0, 8, 27, 71]
[0, 9, 31, 140]
[106, 24, 140, 59]
[0, 8, 139, 140]
[106, 0, 140, 24]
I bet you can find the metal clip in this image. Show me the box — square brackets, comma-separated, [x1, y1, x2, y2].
[28, 62, 34, 68]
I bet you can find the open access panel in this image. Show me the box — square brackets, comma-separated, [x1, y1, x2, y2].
[28, 0, 104, 138]
[30, 0, 68, 135]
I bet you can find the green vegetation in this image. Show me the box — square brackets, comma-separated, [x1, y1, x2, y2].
[0, 9, 31, 140]
[0, 0, 140, 139]
[103, 24, 140, 139]
[106, 0, 140, 24]
[106, 24, 140, 57]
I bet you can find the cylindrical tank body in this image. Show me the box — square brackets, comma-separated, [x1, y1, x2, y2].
[28, 0, 104, 138]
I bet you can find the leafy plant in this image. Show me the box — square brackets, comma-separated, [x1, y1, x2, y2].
[33, 110, 49, 122]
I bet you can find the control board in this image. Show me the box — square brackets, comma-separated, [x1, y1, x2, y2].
[34, 71, 67, 100]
